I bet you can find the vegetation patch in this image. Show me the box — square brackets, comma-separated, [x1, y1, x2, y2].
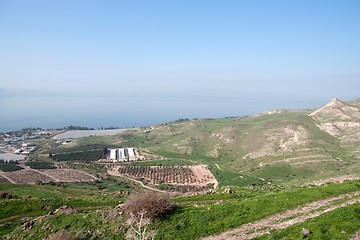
[0, 162, 23, 172]
[25, 161, 56, 169]
[209, 165, 262, 187]
[123, 191, 176, 220]
[155, 181, 360, 239]
[51, 150, 102, 162]
[255, 203, 360, 240]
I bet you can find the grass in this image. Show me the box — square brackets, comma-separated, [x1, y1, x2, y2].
[42, 109, 360, 187]
[0, 181, 127, 223]
[255, 203, 360, 240]
[208, 164, 262, 187]
[154, 181, 360, 239]
[251, 164, 317, 182]
[0, 174, 131, 239]
[2, 210, 126, 240]
[1, 180, 360, 239]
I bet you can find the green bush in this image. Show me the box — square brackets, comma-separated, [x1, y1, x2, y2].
[0, 163, 23, 172]
[25, 161, 56, 169]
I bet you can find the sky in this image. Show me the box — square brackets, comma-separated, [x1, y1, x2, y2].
[1, 0, 360, 131]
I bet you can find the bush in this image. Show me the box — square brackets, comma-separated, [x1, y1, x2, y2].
[123, 191, 175, 220]
[0, 163, 23, 172]
[0, 192, 14, 199]
[25, 161, 56, 169]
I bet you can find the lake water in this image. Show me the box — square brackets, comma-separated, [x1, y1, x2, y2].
[0, 94, 325, 133]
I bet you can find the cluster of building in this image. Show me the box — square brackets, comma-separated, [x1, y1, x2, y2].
[13, 142, 36, 155]
[102, 148, 142, 162]
[0, 129, 61, 161]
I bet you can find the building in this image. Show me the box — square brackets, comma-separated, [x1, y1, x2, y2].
[102, 148, 141, 162]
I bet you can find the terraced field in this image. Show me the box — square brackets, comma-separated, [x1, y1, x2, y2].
[108, 164, 218, 188]
[0, 169, 97, 184]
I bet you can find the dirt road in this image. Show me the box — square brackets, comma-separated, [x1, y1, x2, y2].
[203, 191, 360, 240]
[107, 166, 166, 192]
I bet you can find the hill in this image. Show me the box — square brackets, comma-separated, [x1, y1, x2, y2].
[2, 98, 360, 240]
[97, 98, 360, 186]
[25, 97, 360, 187]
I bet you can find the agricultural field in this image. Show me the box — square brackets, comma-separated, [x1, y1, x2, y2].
[0, 176, 12, 184]
[0, 163, 23, 172]
[38, 169, 97, 182]
[0, 169, 97, 184]
[108, 164, 218, 189]
[1, 170, 55, 184]
[51, 149, 102, 162]
[25, 161, 56, 169]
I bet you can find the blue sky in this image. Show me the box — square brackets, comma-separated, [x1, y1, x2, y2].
[1, 0, 360, 130]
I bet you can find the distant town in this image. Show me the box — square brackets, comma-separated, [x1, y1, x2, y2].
[0, 126, 126, 162]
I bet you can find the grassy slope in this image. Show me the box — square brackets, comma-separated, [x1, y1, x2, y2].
[108, 111, 355, 186]
[255, 203, 360, 240]
[42, 100, 360, 187]
[155, 181, 360, 239]
[2, 180, 360, 239]
[0, 179, 131, 238]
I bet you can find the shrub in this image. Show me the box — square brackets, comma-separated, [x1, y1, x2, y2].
[0, 192, 13, 199]
[123, 191, 175, 220]
[126, 211, 157, 240]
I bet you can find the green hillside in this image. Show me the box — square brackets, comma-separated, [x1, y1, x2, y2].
[55, 98, 360, 187]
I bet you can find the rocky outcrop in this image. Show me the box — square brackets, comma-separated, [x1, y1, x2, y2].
[309, 98, 360, 142]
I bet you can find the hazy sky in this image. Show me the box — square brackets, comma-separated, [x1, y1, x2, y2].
[1, 0, 360, 130]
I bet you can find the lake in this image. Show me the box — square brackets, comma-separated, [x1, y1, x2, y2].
[0, 94, 325, 133]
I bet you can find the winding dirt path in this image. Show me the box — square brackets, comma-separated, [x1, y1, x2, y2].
[215, 164, 222, 171]
[107, 166, 166, 193]
[30, 169, 61, 181]
[203, 191, 360, 240]
[0, 171, 16, 184]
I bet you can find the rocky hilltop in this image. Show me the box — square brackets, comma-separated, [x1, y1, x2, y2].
[309, 98, 360, 144]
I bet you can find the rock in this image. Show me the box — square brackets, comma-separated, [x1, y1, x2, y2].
[23, 221, 34, 230]
[223, 186, 233, 193]
[301, 228, 311, 236]
[54, 206, 77, 214]
[42, 205, 50, 210]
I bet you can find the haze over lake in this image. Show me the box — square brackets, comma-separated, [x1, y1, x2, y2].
[0, 88, 350, 133]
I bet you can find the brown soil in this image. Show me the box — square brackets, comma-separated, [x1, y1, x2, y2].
[1, 169, 97, 184]
[107, 164, 218, 189]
